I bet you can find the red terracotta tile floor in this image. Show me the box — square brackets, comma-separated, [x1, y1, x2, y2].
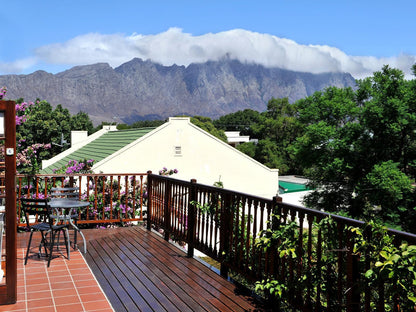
[0, 246, 114, 312]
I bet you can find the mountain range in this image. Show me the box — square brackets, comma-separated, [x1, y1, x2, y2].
[0, 58, 356, 124]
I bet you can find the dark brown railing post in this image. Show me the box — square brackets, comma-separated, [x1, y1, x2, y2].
[346, 231, 361, 312]
[163, 178, 171, 241]
[220, 192, 232, 278]
[272, 196, 282, 231]
[146, 171, 153, 231]
[187, 179, 197, 258]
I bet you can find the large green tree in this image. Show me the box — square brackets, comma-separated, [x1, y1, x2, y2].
[191, 116, 227, 142]
[16, 99, 95, 173]
[214, 109, 262, 137]
[228, 98, 301, 173]
[294, 66, 416, 232]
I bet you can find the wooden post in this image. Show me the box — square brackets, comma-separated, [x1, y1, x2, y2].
[187, 179, 197, 258]
[272, 196, 282, 231]
[220, 192, 232, 278]
[146, 171, 152, 231]
[346, 231, 361, 312]
[163, 178, 171, 241]
[0, 100, 17, 304]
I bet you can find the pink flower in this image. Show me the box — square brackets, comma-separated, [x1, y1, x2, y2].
[0, 87, 7, 100]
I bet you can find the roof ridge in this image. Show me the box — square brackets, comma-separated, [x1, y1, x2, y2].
[107, 127, 157, 133]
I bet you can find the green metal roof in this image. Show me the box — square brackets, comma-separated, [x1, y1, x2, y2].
[42, 127, 156, 174]
[279, 181, 311, 194]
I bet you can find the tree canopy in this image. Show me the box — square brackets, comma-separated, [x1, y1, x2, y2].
[216, 98, 302, 173]
[190, 115, 228, 142]
[214, 65, 416, 232]
[15, 99, 94, 173]
[293, 65, 416, 231]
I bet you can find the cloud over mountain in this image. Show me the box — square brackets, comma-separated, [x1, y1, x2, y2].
[2, 28, 416, 78]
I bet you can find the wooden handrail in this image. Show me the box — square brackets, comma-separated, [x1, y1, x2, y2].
[147, 173, 416, 311]
[16, 173, 148, 227]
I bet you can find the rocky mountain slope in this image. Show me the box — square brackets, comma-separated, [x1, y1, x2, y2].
[0, 58, 356, 124]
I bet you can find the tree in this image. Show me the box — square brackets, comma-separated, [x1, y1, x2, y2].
[190, 116, 227, 142]
[214, 109, 262, 136]
[252, 98, 302, 174]
[294, 66, 416, 232]
[254, 139, 288, 171]
[130, 119, 166, 128]
[236, 141, 256, 158]
[214, 98, 303, 174]
[15, 99, 95, 173]
[16, 100, 62, 157]
[70, 111, 94, 134]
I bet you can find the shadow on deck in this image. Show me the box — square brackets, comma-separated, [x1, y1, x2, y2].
[82, 225, 265, 312]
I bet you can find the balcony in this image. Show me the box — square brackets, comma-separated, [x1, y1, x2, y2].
[7, 226, 259, 311]
[4, 172, 416, 311]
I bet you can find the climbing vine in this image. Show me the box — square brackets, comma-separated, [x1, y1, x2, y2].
[254, 216, 416, 311]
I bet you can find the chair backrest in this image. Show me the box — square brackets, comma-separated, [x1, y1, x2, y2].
[20, 198, 52, 228]
[50, 187, 79, 200]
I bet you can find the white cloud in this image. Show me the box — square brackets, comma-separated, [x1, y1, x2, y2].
[0, 57, 38, 74]
[11, 28, 416, 79]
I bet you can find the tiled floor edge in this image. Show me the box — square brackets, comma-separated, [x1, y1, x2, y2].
[79, 251, 115, 312]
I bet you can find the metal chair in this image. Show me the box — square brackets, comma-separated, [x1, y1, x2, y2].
[50, 187, 79, 200]
[50, 187, 80, 249]
[21, 198, 70, 267]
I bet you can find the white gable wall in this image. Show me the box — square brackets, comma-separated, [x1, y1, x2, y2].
[94, 117, 279, 199]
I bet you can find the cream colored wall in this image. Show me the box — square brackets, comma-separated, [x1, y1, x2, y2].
[71, 131, 88, 147]
[94, 117, 279, 199]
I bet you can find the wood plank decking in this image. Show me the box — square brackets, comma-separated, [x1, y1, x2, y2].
[84, 226, 263, 312]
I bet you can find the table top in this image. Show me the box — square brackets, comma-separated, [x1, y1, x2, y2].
[49, 199, 90, 208]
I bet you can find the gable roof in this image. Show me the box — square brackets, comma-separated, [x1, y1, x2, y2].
[42, 127, 156, 174]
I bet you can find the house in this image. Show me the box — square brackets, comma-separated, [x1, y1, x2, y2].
[42, 117, 279, 199]
[224, 131, 250, 147]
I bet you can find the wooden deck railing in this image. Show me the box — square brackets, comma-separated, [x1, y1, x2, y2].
[146, 173, 416, 312]
[17, 173, 147, 227]
[16, 172, 416, 310]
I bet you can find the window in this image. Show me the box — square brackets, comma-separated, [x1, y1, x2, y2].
[174, 146, 182, 156]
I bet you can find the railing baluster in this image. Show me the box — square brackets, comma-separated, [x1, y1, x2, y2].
[316, 220, 322, 311]
[16, 173, 416, 310]
[337, 222, 344, 312]
[250, 199, 258, 277]
[124, 175, 129, 221]
[346, 229, 360, 312]
[220, 192, 232, 278]
[187, 179, 197, 258]
[139, 175, 143, 219]
[146, 171, 153, 230]
[296, 211, 305, 306]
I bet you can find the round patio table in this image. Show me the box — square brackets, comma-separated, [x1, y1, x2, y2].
[50, 199, 90, 254]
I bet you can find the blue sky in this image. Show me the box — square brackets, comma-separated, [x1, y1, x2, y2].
[2, 0, 416, 78]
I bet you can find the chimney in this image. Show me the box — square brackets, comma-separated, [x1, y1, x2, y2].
[71, 131, 88, 147]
